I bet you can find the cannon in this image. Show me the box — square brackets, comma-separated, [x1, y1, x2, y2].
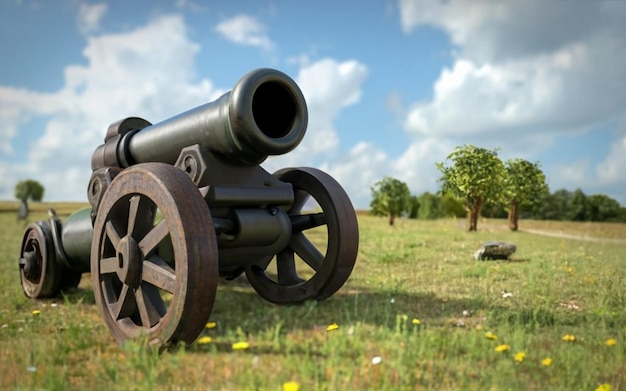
[18, 68, 359, 347]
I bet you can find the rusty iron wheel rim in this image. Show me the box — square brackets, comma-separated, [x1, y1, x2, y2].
[91, 163, 218, 347]
[245, 167, 359, 304]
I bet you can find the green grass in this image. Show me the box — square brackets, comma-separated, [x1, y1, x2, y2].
[0, 203, 624, 390]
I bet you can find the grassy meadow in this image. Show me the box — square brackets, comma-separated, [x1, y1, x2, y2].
[0, 202, 624, 390]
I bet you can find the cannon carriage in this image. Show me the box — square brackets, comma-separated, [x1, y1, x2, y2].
[18, 68, 359, 347]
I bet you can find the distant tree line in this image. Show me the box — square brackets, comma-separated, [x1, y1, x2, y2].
[370, 144, 625, 230]
[483, 188, 626, 223]
[370, 177, 466, 226]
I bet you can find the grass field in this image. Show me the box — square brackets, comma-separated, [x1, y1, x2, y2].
[0, 202, 624, 390]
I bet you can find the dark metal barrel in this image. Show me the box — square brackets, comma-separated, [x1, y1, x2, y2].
[59, 208, 93, 272]
[92, 68, 308, 169]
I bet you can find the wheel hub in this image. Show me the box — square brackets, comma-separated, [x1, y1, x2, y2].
[116, 235, 142, 288]
[21, 249, 40, 280]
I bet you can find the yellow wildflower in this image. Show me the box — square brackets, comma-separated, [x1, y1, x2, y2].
[484, 332, 497, 340]
[205, 322, 217, 329]
[494, 344, 510, 352]
[32, 310, 41, 316]
[595, 384, 612, 391]
[197, 336, 212, 345]
[232, 341, 250, 350]
[605, 338, 617, 346]
[514, 352, 526, 363]
[282, 381, 300, 391]
[562, 334, 576, 342]
[326, 323, 339, 332]
[541, 357, 553, 367]
[412, 318, 421, 325]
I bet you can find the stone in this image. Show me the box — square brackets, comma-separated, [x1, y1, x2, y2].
[474, 241, 516, 261]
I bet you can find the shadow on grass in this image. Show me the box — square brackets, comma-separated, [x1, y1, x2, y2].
[482, 258, 531, 264]
[55, 279, 623, 340]
[54, 276, 494, 333]
[210, 278, 496, 333]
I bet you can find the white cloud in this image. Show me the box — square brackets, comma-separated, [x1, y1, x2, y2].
[260, 59, 372, 207]
[597, 129, 626, 186]
[0, 15, 221, 201]
[320, 142, 389, 209]
[263, 58, 369, 173]
[392, 137, 453, 194]
[397, 0, 626, 202]
[296, 59, 368, 156]
[77, 2, 107, 35]
[399, 0, 621, 63]
[1, 14, 371, 208]
[215, 14, 274, 51]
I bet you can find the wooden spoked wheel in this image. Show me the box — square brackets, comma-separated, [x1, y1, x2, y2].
[19, 221, 62, 298]
[91, 163, 218, 347]
[245, 167, 359, 304]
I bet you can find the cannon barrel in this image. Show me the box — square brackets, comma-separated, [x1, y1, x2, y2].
[92, 68, 308, 169]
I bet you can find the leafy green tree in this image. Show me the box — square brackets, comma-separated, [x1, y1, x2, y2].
[502, 158, 549, 231]
[569, 189, 589, 221]
[15, 179, 45, 202]
[587, 194, 621, 222]
[481, 200, 507, 218]
[407, 195, 420, 219]
[536, 189, 572, 220]
[15, 179, 45, 220]
[417, 192, 441, 219]
[370, 176, 410, 226]
[441, 195, 466, 218]
[436, 145, 504, 231]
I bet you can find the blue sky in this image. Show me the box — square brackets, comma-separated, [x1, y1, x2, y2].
[2, 0, 626, 209]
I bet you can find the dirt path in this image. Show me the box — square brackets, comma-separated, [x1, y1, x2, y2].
[522, 228, 626, 245]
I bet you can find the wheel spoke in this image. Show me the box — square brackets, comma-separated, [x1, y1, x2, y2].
[100, 256, 118, 275]
[105, 221, 122, 249]
[138, 220, 169, 257]
[128, 195, 155, 238]
[92, 163, 219, 346]
[127, 195, 141, 238]
[135, 283, 164, 327]
[291, 213, 327, 233]
[245, 167, 358, 305]
[290, 233, 324, 271]
[109, 283, 137, 321]
[142, 255, 176, 293]
[291, 189, 310, 213]
[276, 250, 304, 285]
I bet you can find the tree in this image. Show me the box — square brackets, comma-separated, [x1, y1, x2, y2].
[407, 195, 420, 219]
[502, 158, 549, 231]
[587, 194, 621, 222]
[436, 145, 504, 231]
[15, 179, 45, 202]
[15, 179, 45, 220]
[535, 189, 572, 220]
[441, 195, 466, 218]
[370, 176, 410, 226]
[417, 192, 441, 219]
[569, 189, 589, 221]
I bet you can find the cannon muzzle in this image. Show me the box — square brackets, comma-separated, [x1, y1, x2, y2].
[92, 68, 308, 168]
